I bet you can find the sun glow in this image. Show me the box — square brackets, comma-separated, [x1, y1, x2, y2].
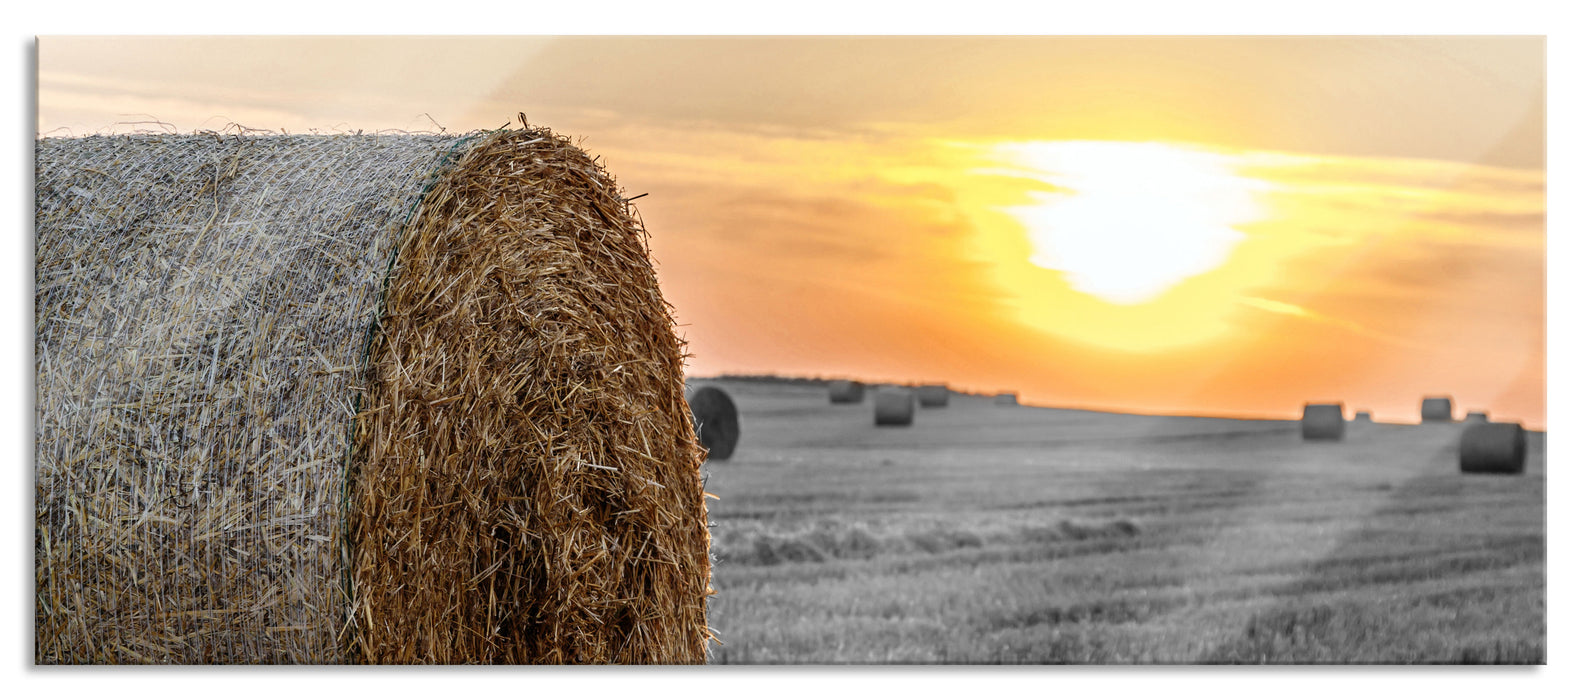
[993, 141, 1271, 305]
[959, 140, 1304, 352]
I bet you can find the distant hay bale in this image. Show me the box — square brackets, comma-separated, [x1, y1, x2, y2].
[34, 127, 711, 664]
[1301, 403, 1345, 441]
[1459, 422, 1527, 475]
[1422, 396, 1454, 422]
[917, 384, 950, 408]
[688, 385, 741, 461]
[994, 392, 1019, 406]
[874, 387, 916, 426]
[828, 379, 865, 404]
[1353, 410, 1372, 423]
[1465, 411, 1489, 423]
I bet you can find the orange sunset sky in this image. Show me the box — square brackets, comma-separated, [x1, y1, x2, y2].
[35, 35, 1547, 428]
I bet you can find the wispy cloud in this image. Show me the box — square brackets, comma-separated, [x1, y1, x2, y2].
[1236, 296, 1437, 352]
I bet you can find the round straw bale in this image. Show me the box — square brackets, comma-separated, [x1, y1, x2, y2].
[1421, 396, 1454, 422]
[1301, 403, 1345, 441]
[918, 384, 950, 408]
[688, 385, 740, 461]
[994, 392, 1019, 406]
[33, 126, 711, 664]
[1465, 411, 1489, 423]
[828, 379, 865, 404]
[1459, 422, 1527, 474]
[874, 387, 916, 426]
[1352, 410, 1372, 423]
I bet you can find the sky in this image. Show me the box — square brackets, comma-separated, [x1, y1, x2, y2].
[34, 34, 1547, 427]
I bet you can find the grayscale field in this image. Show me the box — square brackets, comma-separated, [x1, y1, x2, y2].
[697, 379, 1545, 664]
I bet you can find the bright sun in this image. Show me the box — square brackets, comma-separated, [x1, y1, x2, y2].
[958, 140, 1290, 352]
[994, 141, 1270, 305]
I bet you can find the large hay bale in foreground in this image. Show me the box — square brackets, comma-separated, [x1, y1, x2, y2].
[1422, 396, 1455, 422]
[1301, 403, 1345, 441]
[1459, 422, 1527, 474]
[874, 387, 915, 426]
[994, 392, 1019, 406]
[688, 385, 740, 461]
[34, 127, 711, 664]
[917, 384, 950, 408]
[828, 379, 864, 404]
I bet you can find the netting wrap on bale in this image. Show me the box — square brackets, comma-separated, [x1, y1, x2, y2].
[34, 127, 713, 664]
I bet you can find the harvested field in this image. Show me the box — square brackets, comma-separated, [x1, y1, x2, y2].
[699, 379, 1545, 664]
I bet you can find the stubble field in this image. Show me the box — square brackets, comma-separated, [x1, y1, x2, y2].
[696, 379, 1546, 664]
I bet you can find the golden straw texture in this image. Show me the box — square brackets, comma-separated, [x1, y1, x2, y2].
[346, 128, 710, 664]
[35, 126, 711, 664]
